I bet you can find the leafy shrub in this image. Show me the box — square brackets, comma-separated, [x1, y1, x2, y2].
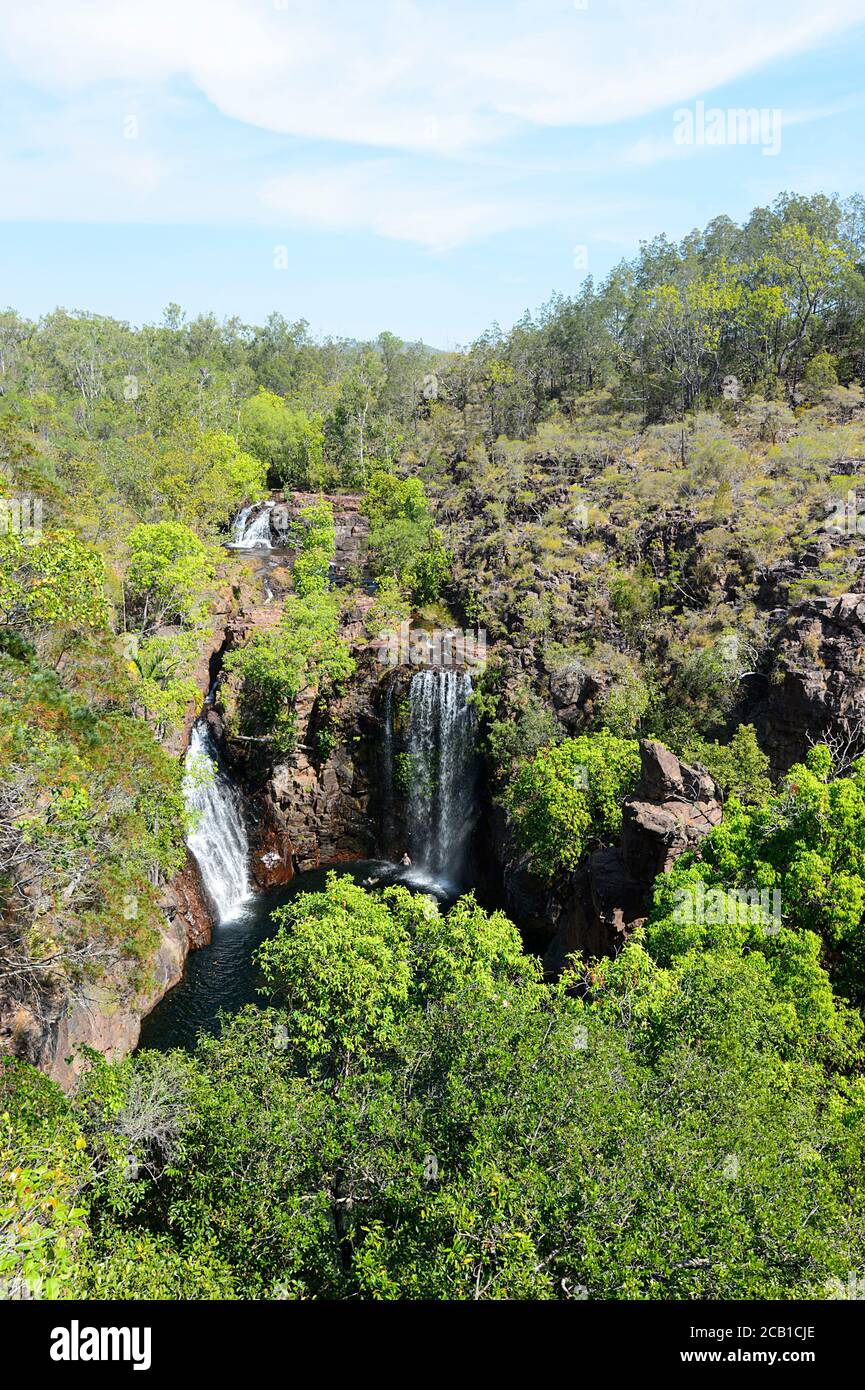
[507, 731, 641, 878]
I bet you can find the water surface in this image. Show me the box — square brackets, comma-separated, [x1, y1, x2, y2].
[139, 859, 459, 1052]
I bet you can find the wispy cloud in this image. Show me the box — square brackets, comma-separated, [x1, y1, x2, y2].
[261, 159, 558, 250]
[3, 0, 864, 151]
[1, 0, 864, 246]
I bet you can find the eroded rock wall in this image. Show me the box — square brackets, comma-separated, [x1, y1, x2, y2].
[756, 593, 865, 773]
[1, 848, 212, 1091]
[479, 739, 722, 975]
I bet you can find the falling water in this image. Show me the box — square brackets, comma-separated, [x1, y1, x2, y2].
[184, 722, 251, 921]
[405, 669, 478, 884]
[229, 501, 274, 549]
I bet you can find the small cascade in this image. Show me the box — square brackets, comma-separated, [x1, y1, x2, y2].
[403, 669, 478, 886]
[229, 500, 274, 549]
[184, 722, 251, 921]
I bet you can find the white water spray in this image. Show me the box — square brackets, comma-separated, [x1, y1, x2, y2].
[229, 501, 274, 549]
[184, 722, 251, 921]
[405, 669, 477, 884]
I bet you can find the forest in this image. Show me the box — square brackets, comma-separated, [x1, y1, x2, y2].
[4, 190, 865, 1301]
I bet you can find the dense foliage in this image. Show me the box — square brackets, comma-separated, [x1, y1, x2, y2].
[507, 732, 641, 878]
[647, 745, 865, 1010]
[4, 871, 865, 1300]
[363, 469, 450, 605]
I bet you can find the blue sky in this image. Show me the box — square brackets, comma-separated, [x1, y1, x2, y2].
[1, 0, 864, 347]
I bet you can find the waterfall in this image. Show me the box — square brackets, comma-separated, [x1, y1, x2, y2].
[404, 669, 478, 884]
[229, 501, 273, 549]
[184, 722, 251, 921]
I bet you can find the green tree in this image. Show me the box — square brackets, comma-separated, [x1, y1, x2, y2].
[364, 470, 450, 604]
[124, 521, 216, 633]
[507, 731, 641, 878]
[239, 389, 324, 489]
[0, 528, 109, 637]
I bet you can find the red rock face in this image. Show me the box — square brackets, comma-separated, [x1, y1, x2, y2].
[758, 593, 865, 774]
[169, 851, 214, 951]
[1, 907, 193, 1094]
[250, 820, 296, 889]
[620, 741, 723, 883]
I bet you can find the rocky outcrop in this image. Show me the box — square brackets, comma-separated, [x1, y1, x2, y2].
[167, 851, 213, 951]
[477, 740, 723, 971]
[212, 492, 380, 881]
[619, 742, 721, 883]
[46, 914, 188, 1090]
[217, 592, 386, 883]
[544, 740, 722, 971]
[481, 740, 722, 975]
[254, 728, 376, 878]
[269, 491, 369, 582]
[1, 849, 211, 1091]
[756, 592, 865, 773]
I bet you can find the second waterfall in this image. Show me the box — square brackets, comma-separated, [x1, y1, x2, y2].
[401, 668, 479, 889]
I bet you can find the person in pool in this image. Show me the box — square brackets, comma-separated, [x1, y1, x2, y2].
[363, 854, 411, 887]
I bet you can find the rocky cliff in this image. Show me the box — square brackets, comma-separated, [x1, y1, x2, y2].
[480, 740, 723, 974]
[756, 592, 865, 773]
[213, 494, 382, 884]
[0, 847, 212, 1090]
[222, 602, 387, 886]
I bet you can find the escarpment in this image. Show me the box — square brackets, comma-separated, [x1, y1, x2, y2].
[756, 592, 865, 773]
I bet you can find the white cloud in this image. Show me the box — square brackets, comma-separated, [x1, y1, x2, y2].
[2, 0, 864, 152]
[262, 159, 565, 249]
[1, 0, 864, 247]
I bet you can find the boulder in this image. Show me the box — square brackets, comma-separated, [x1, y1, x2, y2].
[544, 739, 722, 972]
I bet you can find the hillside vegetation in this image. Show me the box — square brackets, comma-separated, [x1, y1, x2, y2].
[4, 191, 865, 1300]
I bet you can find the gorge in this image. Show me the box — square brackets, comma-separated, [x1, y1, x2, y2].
[5, 191, 865, 1302]
[140, 503, 731, 1055]
[142, 585, 487, 1050]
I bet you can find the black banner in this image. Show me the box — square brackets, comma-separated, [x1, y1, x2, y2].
[1, 1299, 859, 1377]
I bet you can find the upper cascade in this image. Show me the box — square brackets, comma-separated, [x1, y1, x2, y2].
[229, 501, 274, 549]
